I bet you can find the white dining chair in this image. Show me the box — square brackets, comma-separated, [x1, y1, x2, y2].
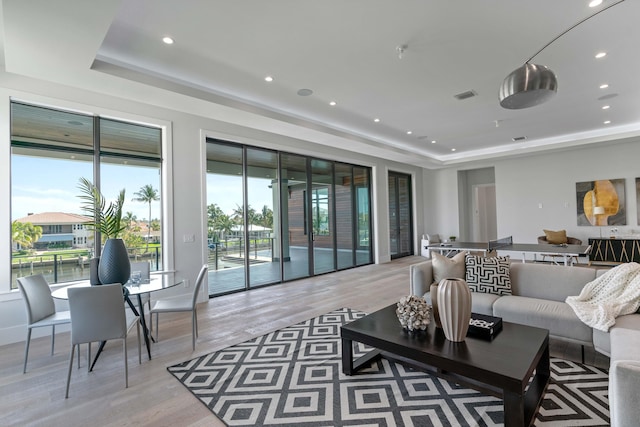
[65, 283, 141, 398]
[130, 261, 152, 310]
[149, 265, 208, 350]
[16, 274, 71, 373]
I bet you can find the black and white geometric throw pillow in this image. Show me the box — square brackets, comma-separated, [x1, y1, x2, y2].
[465, 254, 512, 295]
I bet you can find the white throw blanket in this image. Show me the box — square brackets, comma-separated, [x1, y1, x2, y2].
[566, 262, 640, 332]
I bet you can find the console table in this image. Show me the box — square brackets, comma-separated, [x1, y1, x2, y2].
[588, 237, 640, 264]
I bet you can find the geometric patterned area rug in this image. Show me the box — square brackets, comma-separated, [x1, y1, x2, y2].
[168, 308, 610, 426]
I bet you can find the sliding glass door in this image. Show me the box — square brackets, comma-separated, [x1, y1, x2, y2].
[389, 171, 413, 259]
[206, 142, 246, 294]
[335, 163, 354, 270]
[247, 148, 280, 288]
[206, 139, 373, 297]
[354, 167, 373, 265]
[334, 163, 373, 268]
[311, 159, 335, 275]
[281, 153, 310, 281]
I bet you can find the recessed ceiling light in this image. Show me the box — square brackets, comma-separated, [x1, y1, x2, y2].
[431, 140, 436, 144]
[162, 36, 174, 45]
[604, 120, 611, 124]
[599, 83, 609, 89]
[373, 118, 380, 123]
[595, 52, 607, 59]
[451, 148, 456, 152]
[602, 105, 610, 110]
[329, 101, 337, 106]
[406, 131, 412, 135]
[589, 0, 603, 7]
[264, 76, 274, 82]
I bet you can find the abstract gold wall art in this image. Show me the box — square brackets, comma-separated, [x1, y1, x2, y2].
[576, 179, 626, 226]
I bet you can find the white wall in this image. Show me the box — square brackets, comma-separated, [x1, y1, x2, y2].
[0, 72, 425, 345]
[422, 167, 461, 239]
[424, 138, 640, 260]
[494, 139, 640, 244]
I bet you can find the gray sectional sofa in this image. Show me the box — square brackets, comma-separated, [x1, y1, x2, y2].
[409, 259, 640, 427]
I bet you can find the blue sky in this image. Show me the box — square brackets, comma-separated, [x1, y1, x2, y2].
[12, 155, 161, 221]
[12, 154, 273, 221]
[206, 174, 274, 216]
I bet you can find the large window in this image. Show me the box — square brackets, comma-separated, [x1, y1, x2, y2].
[10, 102, 163, 289]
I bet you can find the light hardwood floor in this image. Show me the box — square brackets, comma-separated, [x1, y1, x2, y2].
[0, 256, 609, 426]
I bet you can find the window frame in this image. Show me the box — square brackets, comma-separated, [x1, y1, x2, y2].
[1, 94, 174, 296]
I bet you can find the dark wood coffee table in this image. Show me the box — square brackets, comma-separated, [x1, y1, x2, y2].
[341, 304, 550, 427]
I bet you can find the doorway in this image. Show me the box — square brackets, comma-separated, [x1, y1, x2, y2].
[472, 184, 497, 242]
[388, 171, 413, 259]
[458, 167, 497, 242]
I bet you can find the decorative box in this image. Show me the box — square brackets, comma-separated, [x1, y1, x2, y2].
[467, 313, 503, 340]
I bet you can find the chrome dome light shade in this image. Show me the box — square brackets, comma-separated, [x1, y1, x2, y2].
[499, 63, 558, 109]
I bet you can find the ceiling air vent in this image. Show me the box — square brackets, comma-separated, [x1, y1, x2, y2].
[512, 136, 527, 142]
[454, 90, 477, 100]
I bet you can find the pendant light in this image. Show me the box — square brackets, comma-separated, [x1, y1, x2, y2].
[499, 0, 625, 109]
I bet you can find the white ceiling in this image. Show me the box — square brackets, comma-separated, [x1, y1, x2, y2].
[2, 0, 640, 168]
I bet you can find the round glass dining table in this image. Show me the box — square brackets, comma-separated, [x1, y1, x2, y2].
[51, 274, 183, 299]
[52, 274, 183, 366]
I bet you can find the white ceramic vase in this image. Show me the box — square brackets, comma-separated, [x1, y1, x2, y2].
[437, 277, 471, 342]
[430, 283, 441, 328]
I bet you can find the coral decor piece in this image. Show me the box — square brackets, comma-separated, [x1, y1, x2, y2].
[396, 295, 430, 331]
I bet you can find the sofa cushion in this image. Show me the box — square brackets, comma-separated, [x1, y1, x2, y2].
[509, 262, 597, 301]
[609, 360, 640, 427]
[471, 292, 500, 316]
[493, 295, 592, 345]
[610, 314, 640, 362]
[424, 291, 497, 317]
[432, 251, 466, 284]
[543, 229, 567, 244]
[592, 328, 611, 356]
[465, 254, 512, 295]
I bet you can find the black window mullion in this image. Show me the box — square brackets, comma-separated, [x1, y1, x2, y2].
[93, 116, 102, 257]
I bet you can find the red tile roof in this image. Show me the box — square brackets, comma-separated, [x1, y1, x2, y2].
[14, 212, 91, 225]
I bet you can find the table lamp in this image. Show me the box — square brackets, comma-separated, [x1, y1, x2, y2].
[593, 206, 605, 237]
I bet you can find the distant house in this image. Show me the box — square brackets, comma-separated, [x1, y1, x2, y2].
[129, 220, 161, 243]
[14, 212, 93, 250]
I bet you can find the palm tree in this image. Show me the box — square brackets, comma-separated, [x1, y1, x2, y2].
[259, 205, 273, 228]
[132, 184, 159, 252]
[123, 211, 137, 225]
[215, 215, 235, 242]
[231, 204, 244, 226]
[12, 221, 43, 251]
